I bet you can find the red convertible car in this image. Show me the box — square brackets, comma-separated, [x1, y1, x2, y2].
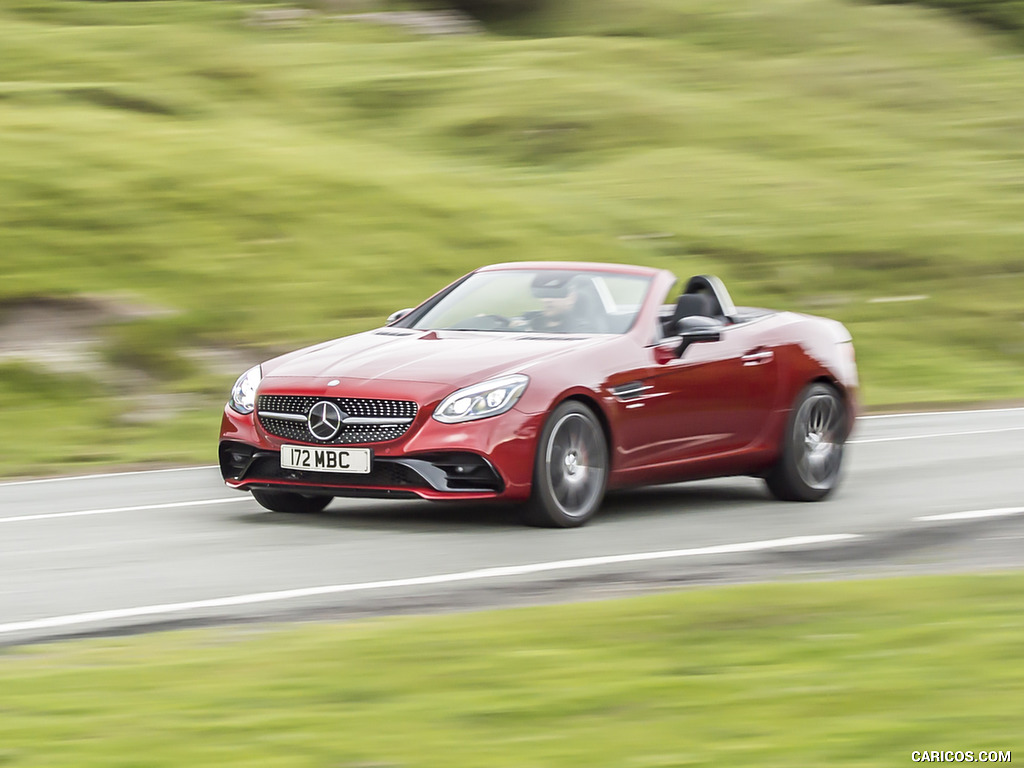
[220, 262, 858, 527]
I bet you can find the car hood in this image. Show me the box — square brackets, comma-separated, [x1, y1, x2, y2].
[262, 329, 607, 388]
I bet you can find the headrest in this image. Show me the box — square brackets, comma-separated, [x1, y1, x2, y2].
[671, 293, 713, 323]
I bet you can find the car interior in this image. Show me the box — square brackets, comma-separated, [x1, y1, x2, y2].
[657, 275, 772, 338]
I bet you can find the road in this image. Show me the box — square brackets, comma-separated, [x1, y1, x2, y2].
[2, 408, 1022, 645]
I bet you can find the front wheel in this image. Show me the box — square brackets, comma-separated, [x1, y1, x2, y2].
[765, 383, 847, 502]
[251, 489, 331, 514]
[524, 401, 608, 528]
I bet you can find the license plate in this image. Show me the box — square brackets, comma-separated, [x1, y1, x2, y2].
[280, 445, 371, 474]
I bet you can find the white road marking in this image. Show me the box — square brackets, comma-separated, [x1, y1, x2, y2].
[849, 426, 1024, 444]
[860, 407, 1024, 420]
[915, 507, 1024, 523]
[0, 497, 251, 525]
[0, 534, 860, 636]
[980, 535, 1024, 541]
[0, 465, 219, 488]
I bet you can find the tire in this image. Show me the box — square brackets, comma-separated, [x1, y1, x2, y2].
[524, 401, 609, 528]
[251, 489, 331, 514]
[765, 382, 847, 502]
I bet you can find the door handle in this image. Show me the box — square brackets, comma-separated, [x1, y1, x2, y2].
[741, 349, 774, 366]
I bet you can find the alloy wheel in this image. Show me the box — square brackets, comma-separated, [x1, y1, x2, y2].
[794, 392, 843, 490]
[544, 411, 607, 519]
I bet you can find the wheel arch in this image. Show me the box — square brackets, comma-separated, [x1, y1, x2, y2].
[810, 373, 841, 393]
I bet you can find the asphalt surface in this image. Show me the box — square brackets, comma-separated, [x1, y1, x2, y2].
[2, 408, 1022, 645]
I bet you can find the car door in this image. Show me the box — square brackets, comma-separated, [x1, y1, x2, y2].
[627, 321, 779, 468]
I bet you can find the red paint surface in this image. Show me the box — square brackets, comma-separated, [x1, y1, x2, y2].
[220, 263, 858, 502]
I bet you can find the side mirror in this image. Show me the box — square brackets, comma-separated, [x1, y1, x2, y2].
[676, 315, 724, 355]
[386, 308, 413, 326]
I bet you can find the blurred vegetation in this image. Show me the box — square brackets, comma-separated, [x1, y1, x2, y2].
[1, 0, 1023, 475]
[874, 0, 1024, 40]
[1, 572, 1023, 765]
[413, 0, 548, 20]
[0, 362, 220, 471]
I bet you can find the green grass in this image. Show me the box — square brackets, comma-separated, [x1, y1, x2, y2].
[0, 572, 1022, 766]
[2, 0, 1023, 476]
[873, 0, 1024, 41]
[0, 363, 222, 472]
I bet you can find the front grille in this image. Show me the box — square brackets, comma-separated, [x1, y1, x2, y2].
[257, 394, 418, 445]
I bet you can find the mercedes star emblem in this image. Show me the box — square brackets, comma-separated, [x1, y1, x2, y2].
[307, 401, 344, 440]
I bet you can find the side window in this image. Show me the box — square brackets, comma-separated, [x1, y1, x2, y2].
[583, 275, 660, 334]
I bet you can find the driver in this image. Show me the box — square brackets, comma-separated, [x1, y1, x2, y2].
[529, 285, 585, 332]
[519, 276, 607, 334]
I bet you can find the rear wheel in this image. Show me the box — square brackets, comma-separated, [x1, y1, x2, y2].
[251, 489, 331, 514]
[765, 383, 847, 501]
[524, 401, 608, 528]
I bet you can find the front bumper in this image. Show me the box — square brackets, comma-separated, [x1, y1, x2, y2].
[219, 402, 543, 502]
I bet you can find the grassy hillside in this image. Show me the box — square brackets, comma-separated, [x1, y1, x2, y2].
[2, 0, 1023, 475]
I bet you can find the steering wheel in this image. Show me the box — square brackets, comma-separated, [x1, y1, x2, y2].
[474, 314, 512, 330]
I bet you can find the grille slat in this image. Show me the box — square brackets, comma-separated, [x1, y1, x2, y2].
[257, 395, 417, 445]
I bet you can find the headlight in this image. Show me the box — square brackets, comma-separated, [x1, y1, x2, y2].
[228, 365, 262, 415]
[433, 375, 529, 424]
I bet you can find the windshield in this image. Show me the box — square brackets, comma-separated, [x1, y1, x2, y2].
[409, 269, 652, 335]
